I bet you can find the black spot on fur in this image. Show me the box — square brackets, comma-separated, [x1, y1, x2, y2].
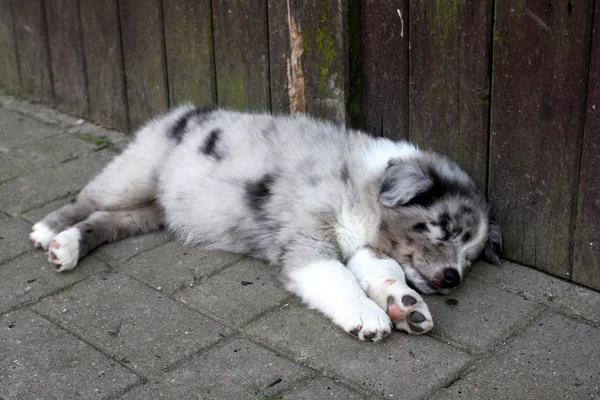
[200, 129, 223, 160]
[169, 106, 215, 143]
[461, 231, 472, 243]
[390, 239, 398, 249]
[85, 228, 93, 234]
[438, 212, 451, 227]
[340, 163, 349, 184]
[403, 165, 480, 208]
[246, 174, 275, 212]
[412, 222, 429, 233]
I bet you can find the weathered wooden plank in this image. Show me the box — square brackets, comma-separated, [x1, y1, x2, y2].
[79, 0, 128, 131]
[409, 0, 492, 189]
[44, 0, 88, 116]
[488, 0, 592, 277]
[212, 0, 270, 111]
[300, 0, 347, 124]
[12, 0, 53, 103]
[573, 2, 600, 291]
[267, 0, 347, 123]
[267, 0, 303, 114]
[0, 0, 21, 93]
[119, 0, 168, 130]
[360, 0, 408, 138]
[162, 0, 215, 107]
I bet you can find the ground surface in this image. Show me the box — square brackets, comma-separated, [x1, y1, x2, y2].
[1, 96, 599, 399]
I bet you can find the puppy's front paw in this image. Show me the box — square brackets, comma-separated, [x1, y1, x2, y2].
[336, 300, 392, 342]
[47, 228, 81, 272]
[381, 281, 433, 335]
[30, 222, 56, 250]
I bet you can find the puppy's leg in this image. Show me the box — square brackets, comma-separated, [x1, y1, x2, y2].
[48, 204, 162, 272]
[30, 198, 98, 250]
[347, 248, 433, 335]
[31, 105, 191, 252]
[283, 243, 392, 341]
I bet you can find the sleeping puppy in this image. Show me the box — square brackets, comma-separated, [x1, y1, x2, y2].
[30, 105, 502, 341]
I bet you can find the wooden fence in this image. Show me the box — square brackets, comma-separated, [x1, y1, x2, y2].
[0, 0, 598, 290]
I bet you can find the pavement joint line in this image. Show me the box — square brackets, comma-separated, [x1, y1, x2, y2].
[102, 378, 148, 400]
[0, 273, 97, 318]
[159, 253, 251, 297]
[541, 306, 600, 330]
[426, 301, 547, 357]
[120, 272, 243, 334]
[159, 331, 241, 375]
[235, 333, 389, 399]
[86, 237, 176, 268]
[29, 307, 149, 381]
[15, 192, 78, 216]
[0, 247, 36, 269]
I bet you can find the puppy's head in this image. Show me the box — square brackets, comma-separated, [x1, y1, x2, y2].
[377, 153, 502, 294]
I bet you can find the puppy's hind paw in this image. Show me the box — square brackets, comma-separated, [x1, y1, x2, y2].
[47, 228, 81, 272]
[30, 222, 56, 250]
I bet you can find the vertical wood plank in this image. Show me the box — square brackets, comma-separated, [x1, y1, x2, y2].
[301, 0, 347, 124]
[409, 0, 492, 189]
[79, 0, 128, 131]
[489, 0, 592, 277]
[162, 0, 216, 107]
[0, 0, 21, 93]
[44, 0, 88, 116]
[12, 0, 53, 103]
[573, 1, 600, 291]
[119, 0, 168, 130]
[267, 0, 347, 123]
[267, 0, 299, 114]
[360, 0, 408, 139]
[212, 0, 270, 111]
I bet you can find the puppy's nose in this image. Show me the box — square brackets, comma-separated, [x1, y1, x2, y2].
[441, 268, 461, 289]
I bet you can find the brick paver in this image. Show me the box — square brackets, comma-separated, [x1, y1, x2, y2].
[1, 95, 600, 399]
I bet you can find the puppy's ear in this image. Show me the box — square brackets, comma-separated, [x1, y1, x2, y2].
[379, 159, 433, 207]
[483, 220, 502, 264]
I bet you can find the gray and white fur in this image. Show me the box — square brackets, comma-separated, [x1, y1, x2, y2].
[30, 105, 502, 341]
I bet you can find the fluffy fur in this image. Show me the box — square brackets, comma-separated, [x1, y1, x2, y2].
[30, 105, 502, 341]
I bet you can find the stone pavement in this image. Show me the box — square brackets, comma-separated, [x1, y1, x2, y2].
[1, 95, 600, 400]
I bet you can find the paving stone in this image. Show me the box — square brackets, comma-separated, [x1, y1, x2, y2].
[21, 197, 76, 223]
[180, 258, 290, 327]
[0, 108, 62, 148]
[33, 274, 232, 376]
[434, 313, 600, 399]
[92, 231, 172, 264]
[472, 260, 600, 324]
[119, 338, 311, 400]
[0, 309, 138, 399]
[0, 153, 26, 183]
[0, 251, 109, 314]
[0, 150, 113, 214]
[122, 241, 243, 296]
[283, 378, 368, 399]
[426, 278, 543, 352]
[246, 302, 472, 399]
[7, 133, 97, 171]
[0, 216, 33, 264]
